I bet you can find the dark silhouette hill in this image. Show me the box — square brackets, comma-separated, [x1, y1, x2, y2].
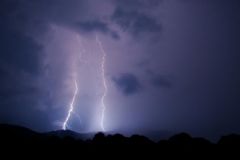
[45, 130, 94, 140]
[0, 124, 239, 158]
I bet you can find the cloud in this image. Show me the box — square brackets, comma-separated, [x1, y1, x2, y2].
[0, 0, 53, 130]
[75, 20, 120, 39]
[114, 0, 161, 9]
[76, 20, 110, 33]
[151, 75, 172, 88]
[111, 7, 161, 36]
[0, 28, 42, 75]
[113, 73, 142, 95]
[147, 71, 172, 88]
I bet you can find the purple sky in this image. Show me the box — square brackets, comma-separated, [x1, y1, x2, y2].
[0, 0, 240, 140]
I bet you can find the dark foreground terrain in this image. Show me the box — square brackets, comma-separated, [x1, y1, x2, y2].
[0, 124, 239, 158]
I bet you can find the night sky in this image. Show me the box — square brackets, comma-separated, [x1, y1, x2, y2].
[0, 0, 240, 140]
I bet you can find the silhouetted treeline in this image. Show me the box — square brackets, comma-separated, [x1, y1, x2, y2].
[0, 124, 239, 158]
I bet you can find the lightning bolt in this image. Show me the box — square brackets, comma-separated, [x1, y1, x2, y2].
[96, 35, 107, 132]
[62, 79, 78, 130]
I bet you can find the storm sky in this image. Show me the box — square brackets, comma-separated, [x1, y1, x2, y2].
[0, 0, 240, 140]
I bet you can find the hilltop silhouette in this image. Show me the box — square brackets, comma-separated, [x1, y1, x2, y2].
[0, 124, 239, 158]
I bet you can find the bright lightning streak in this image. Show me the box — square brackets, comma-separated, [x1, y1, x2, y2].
[96, 35, 107, 132]
[62, 80, 78, 130]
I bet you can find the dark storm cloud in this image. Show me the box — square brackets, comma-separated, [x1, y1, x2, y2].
[146, 71, 172, 88]
[112, 7, 161, 36]
[113, 73, 142, 95]
[114, 0, 161, 9]
[0, 28, 42, 74]
[0, 0, 63, 131]
[0, 0, 44, 97]
[76, 20, 120, 39]
[76, 20, 110, 33]
[112, 0, 162, 36]
[0, 0, 89, 34]
[150, 75, 172, 88]
[0, 0, 44, 113]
